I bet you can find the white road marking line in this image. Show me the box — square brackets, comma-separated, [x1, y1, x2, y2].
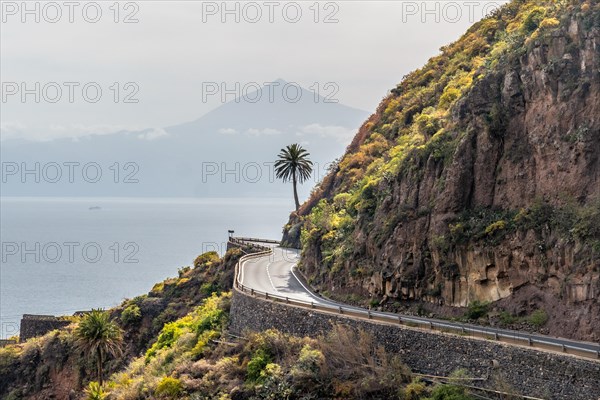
[291, 265, 324, 302]
[266, 262, 279, 293]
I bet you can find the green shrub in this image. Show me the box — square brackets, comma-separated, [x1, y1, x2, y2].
[369, 298, 380, 308]
[0, 345, 21, 375]
[178, 266, 191, 277]
[84, 382, 107, 400]
[438, 87, 461, 109]
[427, 383, 474, 400]
[146, 293, 229, 360]
[259, 362, 282, 382]
[401, 378, 426, 400]
[155, 376, 184, 399]
[418, 130, 457, 166]
[146, 323, 182, 359]
[448, 208, 516, 244]
[485, 220, 507, 236]
[247, 348, 272, 383]
[194, 251, 219, 268]
[431, 235, 449, 252]
[572, 201, 600, 241]
[355, 179, 379, 216]
[200, 282, 217, 295]
[151, 282, 165, 294]
[522, 7, 546, 33]
[528, 309, 548, 327]
[291, 344, 324, 379]
[499, 311, 518, 325]
[539, 17, 560, 30]
[465, 301, 489, 320]
[121, 304, 142, 325]
[333, 192, 352, 209]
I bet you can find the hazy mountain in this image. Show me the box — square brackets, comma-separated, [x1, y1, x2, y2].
[1, 80, 369, 199]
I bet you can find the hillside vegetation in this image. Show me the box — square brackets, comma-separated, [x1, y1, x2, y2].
[0, 249, 484, 400]
[0, 247, 244, 399]
[284, 0, 600, 341]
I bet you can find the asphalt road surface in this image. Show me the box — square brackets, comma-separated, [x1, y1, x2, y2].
[238, 243, 600, 357]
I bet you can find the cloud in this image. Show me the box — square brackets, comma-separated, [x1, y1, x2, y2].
[46, 124, 139, 141]
[245, 128, 281, 136]
[1, 123, 168, 142]
[137, 128, 170, 141]
[0, 122, 27, 141]
[297, 124, 356, 142]
[218, 128, 238, 135]
[217, 127, 281, 136]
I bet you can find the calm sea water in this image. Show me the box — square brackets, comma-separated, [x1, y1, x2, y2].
[0, 197, 293, 338]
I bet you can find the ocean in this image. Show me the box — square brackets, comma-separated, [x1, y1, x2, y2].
[0, 197, 293, 338]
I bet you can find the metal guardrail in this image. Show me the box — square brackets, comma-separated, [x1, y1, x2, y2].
[231, 239, 600, 361]
[231, 237, 281, 245]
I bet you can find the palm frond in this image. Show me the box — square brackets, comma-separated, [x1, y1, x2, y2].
[274, 143, 313, 183]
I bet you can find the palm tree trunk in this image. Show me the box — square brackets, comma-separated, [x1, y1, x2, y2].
[292, 171, 300, 211]
[97, 348, 103, 386]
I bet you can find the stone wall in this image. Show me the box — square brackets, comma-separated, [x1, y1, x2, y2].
[230, 290, 600, 400]
[19, 314, 71, 342]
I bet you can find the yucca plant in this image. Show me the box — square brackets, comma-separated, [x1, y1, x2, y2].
[84, 381, 108, 400]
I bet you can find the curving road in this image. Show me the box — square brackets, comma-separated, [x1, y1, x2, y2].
[237, 242, 600, 358]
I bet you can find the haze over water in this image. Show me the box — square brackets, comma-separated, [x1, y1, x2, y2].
[0, 197, 292, 338]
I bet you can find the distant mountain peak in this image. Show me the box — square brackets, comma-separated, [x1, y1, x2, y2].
[167, 79, 369, 136]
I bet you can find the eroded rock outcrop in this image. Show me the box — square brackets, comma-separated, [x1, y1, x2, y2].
[286, 1, 600, 341]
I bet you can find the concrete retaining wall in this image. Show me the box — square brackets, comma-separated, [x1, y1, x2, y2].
[19, 314, 70, 342]
[230, 290, 600, 400]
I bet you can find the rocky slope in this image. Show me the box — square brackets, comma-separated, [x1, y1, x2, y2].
[0, 248, 245, 399]
[284, 0, 600, 341]
[0, 248, 477, 400]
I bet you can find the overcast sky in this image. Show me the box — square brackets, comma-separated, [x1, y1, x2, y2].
[1, 1, 508, 141]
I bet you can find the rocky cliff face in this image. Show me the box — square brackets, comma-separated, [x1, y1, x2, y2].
[285, 0, 600, 341]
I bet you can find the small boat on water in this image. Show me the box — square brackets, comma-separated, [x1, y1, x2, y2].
[88, 206, 101, 211]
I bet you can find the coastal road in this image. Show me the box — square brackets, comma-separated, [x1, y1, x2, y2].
[238, 242, 600, 358]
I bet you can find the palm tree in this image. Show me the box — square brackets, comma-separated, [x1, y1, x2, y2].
[75, 309, 123, 386]
[275, 144, 313, 211]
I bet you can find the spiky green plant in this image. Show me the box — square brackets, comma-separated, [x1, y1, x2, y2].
[75, 309, 123, 386]
[84, 381, 108, 400]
